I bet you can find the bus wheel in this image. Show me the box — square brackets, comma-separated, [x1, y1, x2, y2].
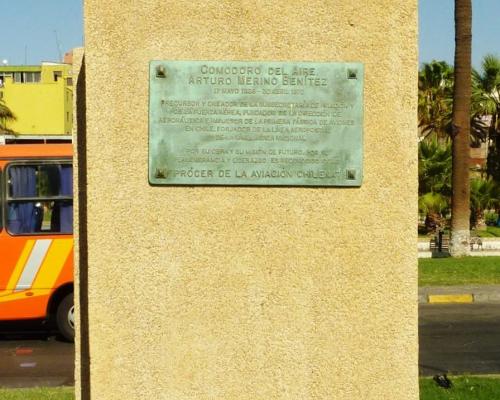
[56, 293, 74, 342]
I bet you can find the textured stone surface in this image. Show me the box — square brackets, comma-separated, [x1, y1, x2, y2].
[71, 46, 85, 400]
[79, 1, 418, 399]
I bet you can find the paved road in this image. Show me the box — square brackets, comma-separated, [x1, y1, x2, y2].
[0, 322, 74, 388]
[0, 304, 499, 387]
[419, 303, 500, 376]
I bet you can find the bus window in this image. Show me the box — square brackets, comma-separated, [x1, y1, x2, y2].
[6, 163, 73, 234]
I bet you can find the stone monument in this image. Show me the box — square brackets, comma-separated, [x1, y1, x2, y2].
[77, 1, 418, 398]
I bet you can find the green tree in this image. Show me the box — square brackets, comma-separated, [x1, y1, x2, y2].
[472, 55, 500, 130]
[418, 61, 453, 140]
[419, 139, 452, 232]
[488, 140, 500, 182]
[472, 54, 500, 180]
[418, 61, 488, 146]
[0, 98, 16, 133]
[419, 193, 449, 232]
[419, 138, 452, 196]
[470, 178, 500, 228]
[450, 0, 472, 257]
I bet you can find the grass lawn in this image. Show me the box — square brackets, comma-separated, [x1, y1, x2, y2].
[420, 376, 500, 399]
[475, 226, 500, 238]
[0, 387, 74, 400]
[419, 256, 500, 286]
[2, 379, 500, 399]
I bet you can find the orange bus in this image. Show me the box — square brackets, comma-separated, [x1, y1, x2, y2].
[0, 143, 74, 341]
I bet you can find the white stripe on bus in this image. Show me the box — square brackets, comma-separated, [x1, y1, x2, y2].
[14, 239, 52, 292]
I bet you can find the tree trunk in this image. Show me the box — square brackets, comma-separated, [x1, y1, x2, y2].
[450, 0, 472, 256]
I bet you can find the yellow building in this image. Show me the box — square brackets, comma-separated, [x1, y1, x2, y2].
[0, 62, 73, 140]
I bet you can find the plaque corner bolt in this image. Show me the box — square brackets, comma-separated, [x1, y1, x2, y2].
[156, 65, 167, 79]
[155, 168, 167, 179]
[346, 169, 356, 180]
[347, 69, 357, 80]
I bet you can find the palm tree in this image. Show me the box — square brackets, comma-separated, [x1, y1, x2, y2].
[418, 60, 488, 145]
[418, 139, 452, 233]
[449, 0, 472, 257]
[419, 138, 452, 196]
[488, 138, 500, 182]
[470, 178, 500, 229]
[0, 99, 16, 133]
[472, 55, 500, 129]
[472, 54, 500, 180]
[418, 61, 454, 140]
[419, 192, 450, 232]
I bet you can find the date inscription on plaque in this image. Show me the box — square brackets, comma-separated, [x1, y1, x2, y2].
[149, 61, 363, 186]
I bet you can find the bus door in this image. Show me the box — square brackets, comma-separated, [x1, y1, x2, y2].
[0, 161, 73, 319]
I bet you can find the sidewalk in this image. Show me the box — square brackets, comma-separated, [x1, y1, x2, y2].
[419, 285, 500, 304]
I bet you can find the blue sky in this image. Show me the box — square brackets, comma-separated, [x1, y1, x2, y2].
[420, 0, 500, 68]
[0, 1, 83, 65]
[0, 1, 498, 69]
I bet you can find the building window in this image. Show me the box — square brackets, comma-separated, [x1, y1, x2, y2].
[12, 71, 41, 83]
[25, 72, 41, 83]
[54, 71, 62, 82]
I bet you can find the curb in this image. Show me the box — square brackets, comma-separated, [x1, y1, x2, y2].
[419, 285, 500, 304]
[427, 294, 474, 304]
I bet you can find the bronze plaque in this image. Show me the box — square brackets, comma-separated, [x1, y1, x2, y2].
[149, 61, 363, 186]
